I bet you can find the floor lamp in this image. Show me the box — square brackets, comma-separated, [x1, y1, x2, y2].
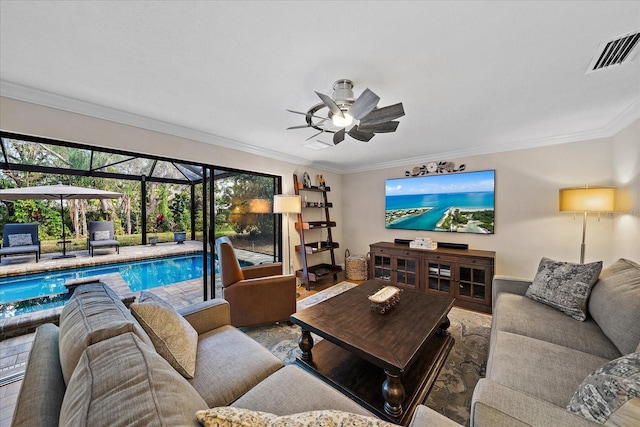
[559, 186, 616, 264]
[273, 195, 301, 275]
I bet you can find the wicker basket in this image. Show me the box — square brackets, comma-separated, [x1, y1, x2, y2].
[344, 249, 368, 281]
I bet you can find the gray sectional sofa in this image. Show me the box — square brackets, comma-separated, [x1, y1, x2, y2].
[471, 258, 640, 426]
[11, 282, 457, 427]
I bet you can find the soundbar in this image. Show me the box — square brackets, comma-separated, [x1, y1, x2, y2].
[438, 242, 469, 250]
[394, 239, 469, 250]
[394, 238, 412, 245]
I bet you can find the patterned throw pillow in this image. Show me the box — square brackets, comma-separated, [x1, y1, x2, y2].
[196, 407, 275, 427]
[93, 230, 111, 241]
[567, 352, 640, 424]
[8, 233, 33, 247]
[196, 407, 398, 427]
[525, 257, 602, 321]
[130, 291, 198, 378]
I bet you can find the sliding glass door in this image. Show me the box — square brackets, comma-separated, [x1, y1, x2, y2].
[211, 168, 282, 298]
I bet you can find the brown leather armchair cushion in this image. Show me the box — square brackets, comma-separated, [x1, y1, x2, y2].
[216, 236, 296, 327]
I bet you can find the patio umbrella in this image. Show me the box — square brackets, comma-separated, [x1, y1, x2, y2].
[0, 184, 123, 258]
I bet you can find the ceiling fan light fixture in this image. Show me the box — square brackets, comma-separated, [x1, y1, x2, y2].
[332, 112, 353, 128]
[287, 78, 404, 147]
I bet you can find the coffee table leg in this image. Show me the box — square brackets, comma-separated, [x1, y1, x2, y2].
[382, 371, 405, 418]
[437, 315, 451, 336]
[299, 329, 314, 362]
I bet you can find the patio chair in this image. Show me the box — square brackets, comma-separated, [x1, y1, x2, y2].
[0, 223, 41, 263]
[87, 221, 120, 256]
[215, 236, 296, 327]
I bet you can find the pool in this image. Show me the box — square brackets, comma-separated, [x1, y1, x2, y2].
[0, 253, 250, 318]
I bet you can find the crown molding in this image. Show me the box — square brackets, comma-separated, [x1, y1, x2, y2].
[0, 80, 311, 168]
[2, 80, 638, 176]
[344, 98, 640, 174]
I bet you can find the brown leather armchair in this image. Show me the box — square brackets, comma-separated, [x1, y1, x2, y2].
[215, 236, 297, 327]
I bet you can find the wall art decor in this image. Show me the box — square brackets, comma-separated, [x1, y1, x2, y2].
[405, 161, 466, 177]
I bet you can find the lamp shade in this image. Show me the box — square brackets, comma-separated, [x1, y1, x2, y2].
[273, 195, 301, 214]
[559, 186, 616, 212]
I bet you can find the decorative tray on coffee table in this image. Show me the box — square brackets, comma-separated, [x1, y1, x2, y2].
[368, 285, 402, 314]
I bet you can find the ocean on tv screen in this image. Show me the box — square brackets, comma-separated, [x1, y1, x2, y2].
[385, 171, 495, 234]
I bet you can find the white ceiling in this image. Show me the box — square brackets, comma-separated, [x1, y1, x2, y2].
[1, 1, 639, 173]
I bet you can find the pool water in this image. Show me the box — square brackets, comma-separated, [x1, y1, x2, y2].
[0, 253, 251, 318]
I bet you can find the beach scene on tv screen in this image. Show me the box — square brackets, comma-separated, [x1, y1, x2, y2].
[385, 170, 495, 234]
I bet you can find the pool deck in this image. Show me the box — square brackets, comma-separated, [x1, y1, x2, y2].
[0, 239, 272, 277]
[0, 240, 274, 340]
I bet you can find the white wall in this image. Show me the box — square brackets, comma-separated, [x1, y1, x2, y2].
[611, 119, 640, 261]
[2, 96, 638, 278]
[0, 97, 343, 273]
[343, 121, 640, 278]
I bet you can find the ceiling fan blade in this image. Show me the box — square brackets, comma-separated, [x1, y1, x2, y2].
[357, 121, 399, 133]
[348, 88, 380, 120]
[359, 103, 405, 126]
[305, 130, 325, 141]
[315, 91, 344, 118]
[286, 109, 329, 122]
[348, 128, 375, 142]
[333, 128, 346, 145]
[287, 124, 313, 130]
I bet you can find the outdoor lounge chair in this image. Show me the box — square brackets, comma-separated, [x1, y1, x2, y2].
[0, 223, 41, 263]
[87, 221, 120, 256]
[216, 236, 296, 327]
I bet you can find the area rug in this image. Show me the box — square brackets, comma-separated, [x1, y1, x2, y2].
[242, 282, 491, 426]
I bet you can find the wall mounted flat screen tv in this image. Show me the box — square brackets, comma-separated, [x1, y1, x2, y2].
[385, 170, 495, 234]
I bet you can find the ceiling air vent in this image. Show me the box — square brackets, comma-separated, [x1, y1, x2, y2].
[586, 31, 640, 73]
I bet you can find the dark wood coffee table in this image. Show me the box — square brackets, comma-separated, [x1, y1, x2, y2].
[290, 280, 455, 425]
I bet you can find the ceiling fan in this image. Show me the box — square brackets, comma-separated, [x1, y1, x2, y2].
[287, 79, 405, 146]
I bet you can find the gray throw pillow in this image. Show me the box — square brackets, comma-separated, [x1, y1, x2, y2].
[8, 233, 33, 247]
[525, 257, 602, 321]
[130, 291, 198, 378]
[567, 352, 640, 424]
[93, 230, 111, 241]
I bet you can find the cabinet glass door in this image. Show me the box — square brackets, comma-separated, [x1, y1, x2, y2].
[373, 255, 392, 281]
[396, 257, 417, 288]
[427, 261, 452, 294]
[458, 265, 487, 302]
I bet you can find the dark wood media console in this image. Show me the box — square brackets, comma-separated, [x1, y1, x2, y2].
[369, 242, 495, 313]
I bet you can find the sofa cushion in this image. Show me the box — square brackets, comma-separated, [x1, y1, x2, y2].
[58, 282, 153, 384]
[525, 257, 602, 321]
[232, 365, 374, 417]
[188, 325, 283, 407]
[10, 324, 65, 427]
[130, 291, 198, 378]
[8, 233, 33, 246]
[487, 331, 610, 407]
[59, 332, 206, 427]
[492, 292, 621, 360]
[588, 258, 640, 355]
[567, 352, 640, 424]
[196, 407, 397, 427]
